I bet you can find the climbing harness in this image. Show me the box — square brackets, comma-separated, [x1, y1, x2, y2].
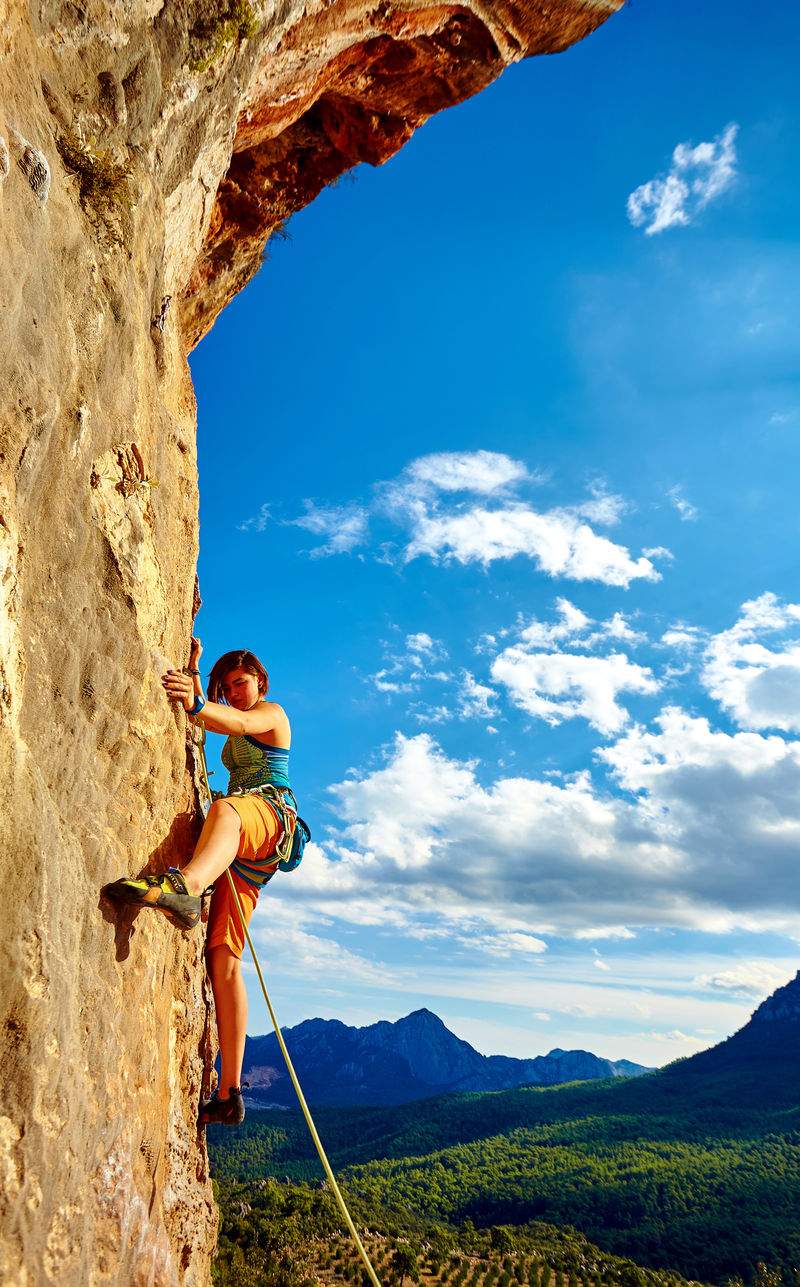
[193, 722, 381, 1287]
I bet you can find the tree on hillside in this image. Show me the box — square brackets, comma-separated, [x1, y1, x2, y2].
[392, 1247, 420, 1287]
[492, 1229, 517, 1255]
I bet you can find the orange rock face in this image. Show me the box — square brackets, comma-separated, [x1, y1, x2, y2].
[180, 0, 622, 347]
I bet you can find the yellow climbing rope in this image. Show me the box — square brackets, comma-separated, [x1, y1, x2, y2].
[193, 722, 381, 1287]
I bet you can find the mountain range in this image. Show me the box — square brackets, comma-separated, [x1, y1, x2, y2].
[242, 1007, 651, 1107]
[211, 971, 800, 1282]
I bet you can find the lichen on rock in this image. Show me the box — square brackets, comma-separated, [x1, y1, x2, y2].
[0, 0, 623, 1282]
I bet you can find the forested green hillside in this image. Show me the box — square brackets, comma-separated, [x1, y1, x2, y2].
[208, 1064, 800, 1282]
[211, 1177, 694, 1287]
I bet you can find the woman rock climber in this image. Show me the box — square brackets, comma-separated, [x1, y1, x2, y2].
[108, 639, 296, 1127]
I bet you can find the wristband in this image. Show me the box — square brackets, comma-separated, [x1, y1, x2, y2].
[188, 695, 206, 716]
[188, 667, 201, 675]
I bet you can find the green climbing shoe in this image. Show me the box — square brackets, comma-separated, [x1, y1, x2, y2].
[199, 1084, 248, 1127]
[107, 867, 202, 931]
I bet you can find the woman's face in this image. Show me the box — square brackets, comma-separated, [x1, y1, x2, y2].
[221, 666, 264, 710]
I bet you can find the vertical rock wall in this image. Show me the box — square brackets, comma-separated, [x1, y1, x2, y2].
[0, 0, 622, 1282]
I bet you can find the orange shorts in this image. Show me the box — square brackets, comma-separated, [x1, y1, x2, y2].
[206, 794, 281, 958]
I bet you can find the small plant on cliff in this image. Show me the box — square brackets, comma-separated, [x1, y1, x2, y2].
[188, 0, 259, 73]
[56, 128, 134, 247]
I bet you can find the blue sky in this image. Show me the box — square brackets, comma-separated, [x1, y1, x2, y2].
[189, 0, 800, 1066]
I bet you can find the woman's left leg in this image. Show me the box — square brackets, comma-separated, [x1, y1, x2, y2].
[207, 943, 249, 1094]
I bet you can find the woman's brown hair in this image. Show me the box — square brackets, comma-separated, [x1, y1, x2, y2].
[207, 650, 269, 704]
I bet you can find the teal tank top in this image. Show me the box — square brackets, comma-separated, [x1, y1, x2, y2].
[221, 734, 291, 793]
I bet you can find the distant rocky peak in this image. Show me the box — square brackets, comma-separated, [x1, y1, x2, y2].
[750, 970, 800, 1024]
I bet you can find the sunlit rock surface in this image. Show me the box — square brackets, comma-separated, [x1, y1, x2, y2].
[0, 0, 622, 1281]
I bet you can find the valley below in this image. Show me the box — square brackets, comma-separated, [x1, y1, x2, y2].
[208, 974, 800, 1285]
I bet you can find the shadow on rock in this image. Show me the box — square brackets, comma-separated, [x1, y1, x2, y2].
[100, 806, 203, 961]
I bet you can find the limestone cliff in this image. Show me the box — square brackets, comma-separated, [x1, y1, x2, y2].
[0, 0, 622, 1282]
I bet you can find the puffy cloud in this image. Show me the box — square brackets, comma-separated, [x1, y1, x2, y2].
[517, 597, 592, 648]
[601, 612, 647, 645]
[660, 625, 705, 650]
[491, 647, 660, 735]
[486, 601, 657, 735]
[281, 716, 800, 944]
[406, 632, 438, 659]
[457, 671, 499, 720]
[702, 593, 800, 731]
[627, 123, 738, 235]
[388, 450, 532, 504]
[289, 451, 656, 587]
[404, 504, 659, 585]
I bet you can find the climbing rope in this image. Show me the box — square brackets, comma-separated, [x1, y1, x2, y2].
[193, 722, 382, 1287]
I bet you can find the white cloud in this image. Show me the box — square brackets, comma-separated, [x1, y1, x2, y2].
[287, 452, 654, 588]
[486, 602, 658, 735]
[595, 612, 647, 646]
[406, 632, 437, 658]
[280, 713, 800, 949]
[290, 500, 369, 556]
[405, 504, 659, 585]
[660, 625, 705, 650]
[391, 450, 531, 502]
[491, 647, 660, 735]
[466, 930, 548, 958]
[693, 962, 790, 999]
[457, 671, 499, 721]
[702, 593, 800, 731]
[627, 123, 738, 235]
[371, 670, 414, 695]
[518, 598, 592, 648]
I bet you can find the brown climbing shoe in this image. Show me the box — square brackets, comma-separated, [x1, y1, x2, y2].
[199, 1084, 248, 1127]
[107, 868, 203, 931]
